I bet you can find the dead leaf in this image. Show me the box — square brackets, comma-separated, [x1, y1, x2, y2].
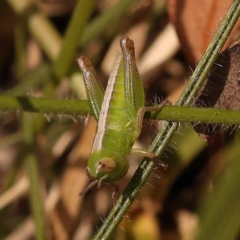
[167, 0, 240, 65]
[193, 41, 240, 140]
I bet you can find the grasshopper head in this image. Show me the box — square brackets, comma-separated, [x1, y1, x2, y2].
[87, 150, 129, 183]
[79, 150, 128, 196]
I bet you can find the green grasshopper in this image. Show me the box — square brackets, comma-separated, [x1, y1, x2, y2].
[77, 37, 168, 195]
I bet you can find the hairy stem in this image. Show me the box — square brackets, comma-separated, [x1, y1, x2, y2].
[0, 95, 240, 125]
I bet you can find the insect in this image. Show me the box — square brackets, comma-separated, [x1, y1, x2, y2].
[77, 37, 168, 196]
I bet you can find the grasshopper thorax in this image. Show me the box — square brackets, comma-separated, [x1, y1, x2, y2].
[87, 149, 129, 183]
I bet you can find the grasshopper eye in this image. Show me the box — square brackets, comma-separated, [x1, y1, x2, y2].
[97, 158, 116, 173]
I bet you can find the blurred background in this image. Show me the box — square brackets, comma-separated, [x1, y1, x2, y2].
[0, 0, 240, 239]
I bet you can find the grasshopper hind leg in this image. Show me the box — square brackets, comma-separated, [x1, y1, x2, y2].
[135, 99, 171, 134]
[132, 99, 171, 159]
[131, 148, 156, 159]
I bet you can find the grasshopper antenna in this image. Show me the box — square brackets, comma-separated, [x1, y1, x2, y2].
[79, 180, 98, 196]
[79, 175, 108, 196]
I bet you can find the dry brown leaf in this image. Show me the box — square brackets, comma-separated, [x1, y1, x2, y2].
[167, 0, 240, 65]
[193, 41, 240, 140]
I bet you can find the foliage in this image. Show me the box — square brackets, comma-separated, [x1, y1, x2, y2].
[1, 0, 240, 239]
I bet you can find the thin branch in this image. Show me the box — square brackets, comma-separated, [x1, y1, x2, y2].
[0, 96, 90, 116]
[52, 0, 95, 78]
[22, 113, 47, 240]
[79, 0, 139, 47]
[0, 96, 240, 125]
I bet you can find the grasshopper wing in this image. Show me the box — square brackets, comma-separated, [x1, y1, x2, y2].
[77, 56, 104, 121]
[120, 37, 145, 111]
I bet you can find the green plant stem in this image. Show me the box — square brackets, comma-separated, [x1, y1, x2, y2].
[7, 63, 51, 96]
[79, 0, 138, 47]
[22, 113, 47, 240]
[0, 96, 90, 115]
[25, 153, 46, 240]
[53, 0, 95, 78]
[1, 96, 240, 125]
[94, 1, 240, 239]
[151, 106, 240, 125]
[6, 0, 62, 60]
